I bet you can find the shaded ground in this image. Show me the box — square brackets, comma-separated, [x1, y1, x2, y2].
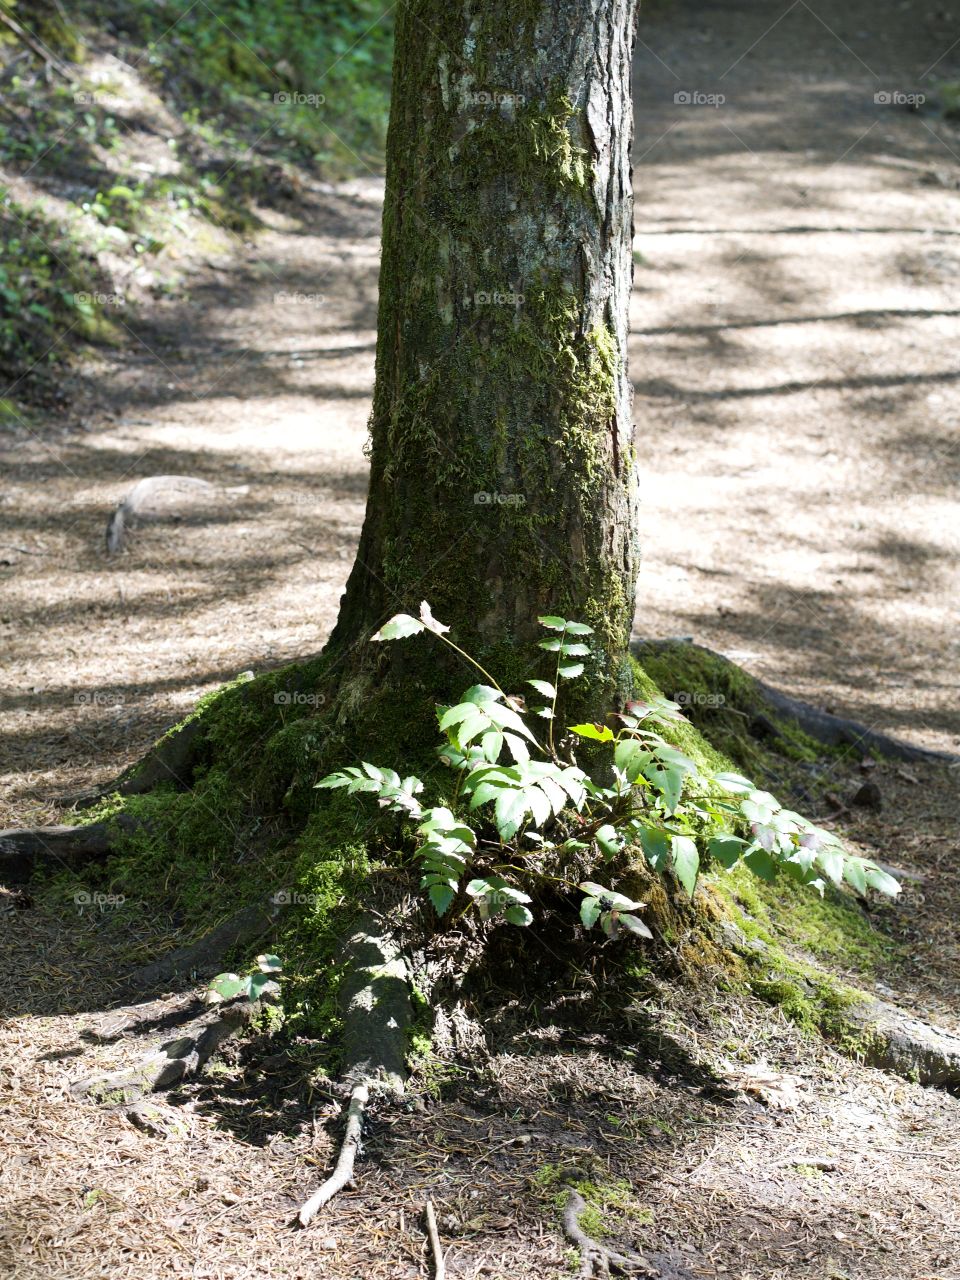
[2, 1, 960, 1278]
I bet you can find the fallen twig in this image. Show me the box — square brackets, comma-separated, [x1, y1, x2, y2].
[424, 1199, 446, 1280]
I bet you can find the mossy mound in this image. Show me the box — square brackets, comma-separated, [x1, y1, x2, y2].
[42, 633, 899, 1069]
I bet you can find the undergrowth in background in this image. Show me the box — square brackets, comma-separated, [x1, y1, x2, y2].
[0, 0, 394, 392]
[85, 0, 394, 170]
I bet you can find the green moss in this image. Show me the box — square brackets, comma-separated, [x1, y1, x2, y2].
[715, 862, 893, 974]
[533, 1164, 652, 1239]
[634, 640, 823, 770]
[276, 809, 373, 1045]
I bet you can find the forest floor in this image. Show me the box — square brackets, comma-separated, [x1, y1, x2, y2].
[2, 0, 960, 1277]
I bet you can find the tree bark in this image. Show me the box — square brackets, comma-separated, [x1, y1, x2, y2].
[329, 0, 640, 715]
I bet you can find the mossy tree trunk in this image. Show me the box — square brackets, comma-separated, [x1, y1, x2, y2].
[329, 0, 640, 722]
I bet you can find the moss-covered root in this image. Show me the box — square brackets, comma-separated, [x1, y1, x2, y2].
[71, 996, 273, 1106]
[0, 820, 118, 882]
[633, 638, 958, 765]
[298, 913, 412, 1226]
[562, 1188, 652, 1278]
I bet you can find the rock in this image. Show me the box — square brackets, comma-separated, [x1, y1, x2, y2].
[851, 781, 883, 810]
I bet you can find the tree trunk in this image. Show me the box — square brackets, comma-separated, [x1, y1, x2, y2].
[330, 0, 640, 718]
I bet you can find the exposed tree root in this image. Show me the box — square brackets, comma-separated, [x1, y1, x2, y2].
[61, 715, 207, 810]
[298, 912, 412, 1225]
[633, 638, 959, 764]
[71, 996, 268, 1105]
[562, 1189, 653, 1278]
[121, 896, 283, 993]
[0, 817, 130, 883]
[723, 924, 960, 1090]
[298, 1083, 369, 1226]
[847, 997, 960, 1088]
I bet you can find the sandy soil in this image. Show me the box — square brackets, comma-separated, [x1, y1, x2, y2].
[1, 1, 959, 1277]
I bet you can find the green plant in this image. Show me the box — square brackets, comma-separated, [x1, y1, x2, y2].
[205, 952, 282, 1004]
[317, 604, 899, 936]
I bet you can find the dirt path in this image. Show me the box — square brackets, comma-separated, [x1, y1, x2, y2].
[2, 3, 960, 1278]
[630, 0, 960, 756]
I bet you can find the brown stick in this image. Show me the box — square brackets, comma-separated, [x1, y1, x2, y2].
[424, 1200, 446, 1280]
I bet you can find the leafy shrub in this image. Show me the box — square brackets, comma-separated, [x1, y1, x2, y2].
[318, 604, 899, 938]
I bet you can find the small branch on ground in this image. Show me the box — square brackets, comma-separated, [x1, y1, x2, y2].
[424, 1199, 446, 1280]
[562, 1189, 652, 1278]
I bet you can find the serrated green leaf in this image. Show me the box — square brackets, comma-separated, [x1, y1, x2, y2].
[816, 845, 844, 885]
[646, 763, 684, 814]
[744, 846, 778, 881]
[526, 784, 551, 828]
[560, 642, 590, 657]
[569, 723, 614, 742]
[495, 787, 530, 838]
[558, 663, 585, 679]
[428, 883, 456, 915]
[505, 904, 533, 926]
[538, 637, 563, 651]
[462, 684, 503, 704]
[843, 859, 868, 896]
[619, 913, 653, 939]
[206, 973, 249, 1003]
[638, 826, 672, 870]
[564, 621, 594, 635]
[371, 613, 424, 641]
[863, 865, 900, 897]
[596, 823, 622, 857]
[580, 896, 602, 928]
[713, 771, 755, 794]
[527, 679, 556, 699]
[538, 615, 568, 630]
[439, 702, 478, 731]
[249, 972, 278, 1000]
